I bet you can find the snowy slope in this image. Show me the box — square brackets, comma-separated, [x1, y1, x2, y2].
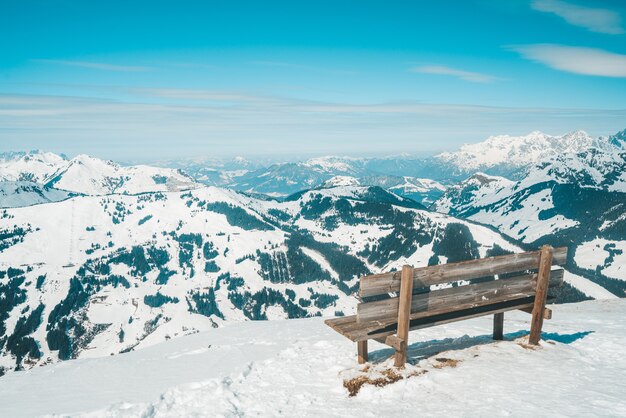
[2, 140, 624, 380]
[432, 173, 514, 214]
[361, 175, 447, 206]
[233, 161, 448, 204]
[303, 155, 366, 174]
[0, 151, 200, 196]
[322, 175, 361, 187]
[47, 154, 199, 195]
[0, 184, 535, 373]
[0, 299, 624, 417]
[433, 149, 626, 298]
[151, 155, 258, 187]
[575, 239, 626, 281]
[0, 150, 67, 183]
[230, 156, 368, 197]
[387, 177, 446, 195]
[0, 181, 74, 208]
[320, 175, 446, 205]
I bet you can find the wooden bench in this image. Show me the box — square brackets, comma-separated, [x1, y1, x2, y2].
[325, 245, 567, 367]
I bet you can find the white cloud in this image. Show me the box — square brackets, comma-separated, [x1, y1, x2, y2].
[33, 59, 152, 72]
[511, 44, 626, 77]
[250, 61, 356, 76]
[2, 92, 625, 161]
[531, 0, 624, 34]
[132, 88, 277, 103]
[411, 65, 499, 83]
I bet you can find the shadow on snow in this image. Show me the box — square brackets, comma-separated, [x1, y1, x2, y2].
[368, 330, 595, 364]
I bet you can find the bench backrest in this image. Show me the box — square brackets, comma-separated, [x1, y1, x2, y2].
[356, 247, 568, 324]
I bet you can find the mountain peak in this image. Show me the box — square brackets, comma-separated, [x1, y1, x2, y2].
[436, 130, 606, 173]
[303, 156, 363, 174]
[322, 175, 360, 187]
[70, 153, 114, 165]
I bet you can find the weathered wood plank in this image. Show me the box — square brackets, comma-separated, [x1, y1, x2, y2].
[359, 247, 567, 297]
[519, 306, 552, 319]
[394, 265, 414, 367]
[529, 246, 553, 345]
[366, 297, 538, 342]
[357, 269, 564, 323]
[325, 315, 357, 335]
[357, 340, 368, 364]
[493, 312, 504, 340]
[328, 292, 554, 342]
[385, 335, 405, 352]
[371, 335, 405, 351]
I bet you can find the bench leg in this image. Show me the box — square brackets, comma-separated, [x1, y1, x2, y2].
[394, 265, 414, 368]
[357, 340, 368, 364]
[493, 312, 504, 340]
[529, 246, 553, 345]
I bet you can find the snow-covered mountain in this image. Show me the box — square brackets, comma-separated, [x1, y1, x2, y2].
[0, 151, 199, 196]
[606, 128, 626, 150]
[321, 175, 446, 205]
[46, 154, 199, 195]
[158, 130, 624, 200]
[303, 156, 367, 174]
[433, 173, 515, 215]
[433, 148, 626, 297]
[5, 182, 587, 374]
[2, 129, 625, 376]
[231, 162, 342, 197]
[435, 130, 618, 179]
[363, 175, 447, 206]
[229, 156, 369, 197]
[154, 155, 261, 187]
[322, 175, 361, 187]
[0, 150, 68, 183]
[229, 157, 448, 204]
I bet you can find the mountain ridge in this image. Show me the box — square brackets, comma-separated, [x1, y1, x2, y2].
[2, 184, 574, 374]
[433, 148, 626, 297]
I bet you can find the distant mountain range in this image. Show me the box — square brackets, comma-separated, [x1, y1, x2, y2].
[159, 128, 626, 202]
[3, 129, 623, 204]
[0, 128, 624, 375]
[436, 130, 624, 178]
[0, 184, 533, 373]
[0, 152, 197, 196]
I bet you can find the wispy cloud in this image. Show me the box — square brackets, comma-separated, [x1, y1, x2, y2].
[531, 0, 624, 34]
[250, 61, 356, 76]
[33, 59, 152, 72]
[132, 88, 275, 103]
[511, 44, 626, 77]
[411, 65, 499, 83]
[3, 93, 625, 160]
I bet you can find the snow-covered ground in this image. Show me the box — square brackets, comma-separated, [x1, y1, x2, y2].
[0, 181, 73, 208]
[575, 239, 626, 280]
[1, 299, 625, 417]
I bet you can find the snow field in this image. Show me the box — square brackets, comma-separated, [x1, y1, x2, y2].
[0, 300, 624, 417]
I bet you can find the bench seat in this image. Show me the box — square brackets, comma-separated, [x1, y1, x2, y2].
[326, 294, 546, 342]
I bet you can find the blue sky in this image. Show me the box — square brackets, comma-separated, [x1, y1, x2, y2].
[1, 0, 626, 160]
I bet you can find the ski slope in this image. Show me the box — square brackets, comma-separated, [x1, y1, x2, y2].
[0, 299, 625, 417]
